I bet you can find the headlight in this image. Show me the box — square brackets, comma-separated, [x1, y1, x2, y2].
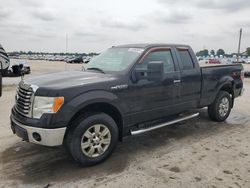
[33, 96, 64, 119]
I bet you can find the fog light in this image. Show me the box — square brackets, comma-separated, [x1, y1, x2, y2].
[32, 132, 41, 142]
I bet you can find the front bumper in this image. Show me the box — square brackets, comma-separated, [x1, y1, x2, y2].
[11, 115, 66, 146]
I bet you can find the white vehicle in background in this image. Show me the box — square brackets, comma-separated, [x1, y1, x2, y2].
[0, 44, 10, 97]
[225, 58, 233, 64]
[246, 57, 250, 64]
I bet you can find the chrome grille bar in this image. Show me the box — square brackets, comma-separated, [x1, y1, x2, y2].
[14, 82, 34, 117]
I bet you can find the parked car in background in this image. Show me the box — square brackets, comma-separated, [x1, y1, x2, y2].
[244, 71, 250, 77]
[232, 57, 247, 64]
[3, 61, 30, 77]
[246, 58, 250, 64]
[67, 56, 84, 64]
[206, 58, 221, 64]
[83, 56, 92, 64]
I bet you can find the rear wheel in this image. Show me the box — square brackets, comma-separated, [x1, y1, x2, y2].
[65, 113, 118, 166]
[208, 91, 232, 122]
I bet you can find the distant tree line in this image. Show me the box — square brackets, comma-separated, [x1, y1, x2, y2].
[7, 51, 100, 57]
[247, 47, 250, 56]
[196, 49, 226, 57]
[7, 48, 250, 57]
[196, 47, 250, 57]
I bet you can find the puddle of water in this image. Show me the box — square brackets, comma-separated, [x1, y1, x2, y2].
[226, 112, 250, 125]
[0, 142, 129, 185]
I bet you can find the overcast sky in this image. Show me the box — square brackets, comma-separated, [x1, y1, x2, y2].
[0, 0, 250, 53]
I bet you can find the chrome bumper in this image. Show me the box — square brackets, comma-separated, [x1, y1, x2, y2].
[11, 116, 66, 146]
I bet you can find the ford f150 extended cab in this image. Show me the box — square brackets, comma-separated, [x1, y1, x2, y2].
[10, 44, 244, 166]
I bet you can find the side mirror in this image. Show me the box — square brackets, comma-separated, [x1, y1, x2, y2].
[131, 67, 147, 82]
[131, 61, 164, 82]
[147, 61, 164, 82]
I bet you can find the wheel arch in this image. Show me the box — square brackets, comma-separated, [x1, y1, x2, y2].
[65, 101, 124, 142]
[216, 78, 235, 108]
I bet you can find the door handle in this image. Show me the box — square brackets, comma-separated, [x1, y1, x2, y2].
[173, 80, 181, 83]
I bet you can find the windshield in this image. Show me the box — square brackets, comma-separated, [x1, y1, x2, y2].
[85, 47, 144, 73]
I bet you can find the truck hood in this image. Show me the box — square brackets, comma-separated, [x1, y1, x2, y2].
[24, 71, 116, 89]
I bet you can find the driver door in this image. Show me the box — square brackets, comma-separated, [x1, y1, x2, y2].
[125, 47, 180, 126]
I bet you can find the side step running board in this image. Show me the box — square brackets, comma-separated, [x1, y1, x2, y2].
[130, 113, 199, 135]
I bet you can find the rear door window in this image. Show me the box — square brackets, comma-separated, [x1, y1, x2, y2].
[178, 49, 194, 70]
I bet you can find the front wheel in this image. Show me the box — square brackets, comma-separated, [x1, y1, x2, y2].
[208, 91, 232, 122]
[65, 113, 118, 166]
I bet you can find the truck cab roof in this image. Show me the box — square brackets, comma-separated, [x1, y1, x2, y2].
[114, 43, 190, 49]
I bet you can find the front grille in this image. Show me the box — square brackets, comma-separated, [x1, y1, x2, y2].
[15, 82, 34, 117]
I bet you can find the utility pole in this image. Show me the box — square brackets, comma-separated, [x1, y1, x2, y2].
[237, 28, 242, 63]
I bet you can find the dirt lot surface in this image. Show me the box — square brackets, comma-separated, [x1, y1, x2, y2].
[1, 60, 250, 188]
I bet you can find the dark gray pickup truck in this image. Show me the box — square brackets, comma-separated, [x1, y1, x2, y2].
[10, 44, 244, 166]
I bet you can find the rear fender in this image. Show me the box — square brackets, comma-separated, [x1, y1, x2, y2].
[214, 76, 234, 107]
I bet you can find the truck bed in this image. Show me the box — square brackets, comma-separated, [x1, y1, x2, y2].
[199, 63, 243, 107]
[199, 63, 242, 68]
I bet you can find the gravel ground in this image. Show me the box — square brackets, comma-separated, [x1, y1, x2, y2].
[1, 60, 250, 188]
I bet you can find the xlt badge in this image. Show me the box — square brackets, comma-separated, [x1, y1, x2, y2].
[111, 84, 128, 91]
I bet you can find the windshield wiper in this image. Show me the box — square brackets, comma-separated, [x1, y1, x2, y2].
[86, 67, 105, 74]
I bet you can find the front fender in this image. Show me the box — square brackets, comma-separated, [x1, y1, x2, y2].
[63, 90, 123, 122]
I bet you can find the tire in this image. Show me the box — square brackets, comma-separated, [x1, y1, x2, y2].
[65, 113, 118, 166]
[208, 91, 232, 122]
